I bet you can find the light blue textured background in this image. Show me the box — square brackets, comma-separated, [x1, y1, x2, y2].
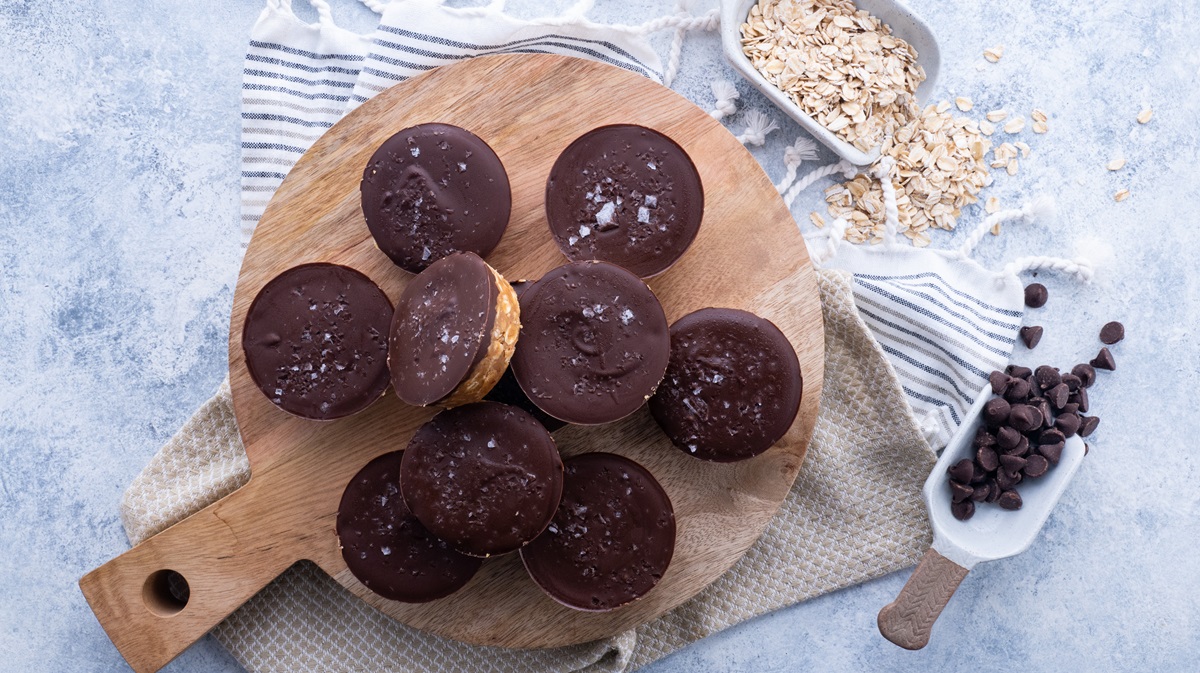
[1, 1, 1197, 671]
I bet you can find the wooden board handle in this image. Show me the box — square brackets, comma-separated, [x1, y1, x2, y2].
[79, 478, 300, 673]
[877, 548, 970, 650]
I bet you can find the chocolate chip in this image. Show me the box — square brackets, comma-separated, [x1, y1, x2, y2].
[1000, 454, 1028, 473]
[1006, 435, 1030, 457]
[948, 458, 975, 484]
[970, 484, 989, 502]
[1033, 398, 1054, 427]
[1007, 365, 1033, 380]
[1039, 428, 1066, 446]
[983, 398, 1011, 427]
[1034, 365, 1061, 391]
[1061, 373, 1082, 392]
[1004, 377, 1032, 402]
[1071, 363, 1096, 388]
[998, 490, 1023, 510]
[996, 469, 1019, 490]
[977, 446, 1000, 472]
[986, 480, 1003, 503]
[1070, 387, 1090, 413]
[1090, 347, 1116, 371]
[970, 462, 990, 484]
[1024, 453, 1050, 477]
[950, 481, 974, 503]
[1039, 441, 1064, 465]
[1061, 402, 1079, 416]
[1084, 443, 1091, 456]
[952, 499, 976, 521]
[1024, 283, 1048, 308]
[989, 370, 1011, 395]
[1008, 404, 1043, 432]
[1100, 321, 1125, 345]
[996, 426, 1021, 451]
[974, 427, 997, 449]
[1079, 415, 1100, 437]
[1019, 326, 1044, 349]
[1047, 382, 1070, 410]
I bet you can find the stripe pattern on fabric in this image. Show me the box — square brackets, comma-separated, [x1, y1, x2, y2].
[850, 271, 1020, 448]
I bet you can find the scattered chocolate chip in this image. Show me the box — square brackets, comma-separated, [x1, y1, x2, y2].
[1099, 321, 1125, 345]
[950, 481, 974, 503]
[1039, 441, 1064, 465]
[1004, 377, 1032, 402]
[1006, 435, 1030, 457]
[1062, 373, 1082, 391]
[1034, 365, 1061, 391]
[1047, 382, 1070, 410]
[1000, 454, 1028, 473]
[1039, 428, 1066, 446]
[989, 370, 1012, 395]
[996, 426, 1021, 451]
[998, 490, 1023, 511]
[986, 480, 1003, 503]
[1079, 415, 1100, 437]
[1033, 398, 1054, 427]
[1024, 283, 1048, 308]
[970, 484, 989, 502]
[983, 397, 1011, 427]
[1061, 402, 1079, 416]
[1008, 404, 1043, 432]
[1084, 443, 1090, 456]
[1019, 326, 1044, 349]
[996, 470, 1019, 490]
[970, 462, 990, 484]
[952, 499, 976, 521]
[1007, 365, 1033, 380]
[977, 446, 1000, 472]
[974, 427, 997, 448]
[1071, 363, 1096, 388]
[1024, 454, 1050, 477]
[948, 459, 975, 484]
[1090, 347, 1116, 371]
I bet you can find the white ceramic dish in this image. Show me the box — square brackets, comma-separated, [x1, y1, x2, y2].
[720, 0, 941, 165]
[876, 383, 1086, 649]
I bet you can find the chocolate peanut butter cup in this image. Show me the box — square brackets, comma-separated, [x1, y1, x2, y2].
[337, 451, 482, 602]
[649, 308, 802, 462]
[511, 261, 670, 425]
[521, 452, 676, 612]
[400, 402, 563, 557]
[241, 263, 392, 420]
[361, 123, 511, 273]
[389, 252, 519, 408]
[545, 124, 703, 278]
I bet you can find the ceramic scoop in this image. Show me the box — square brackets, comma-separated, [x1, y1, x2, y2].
[877, 384, 1086, 649]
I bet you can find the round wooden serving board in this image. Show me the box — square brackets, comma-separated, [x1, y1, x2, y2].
[79, 54, 824, 673]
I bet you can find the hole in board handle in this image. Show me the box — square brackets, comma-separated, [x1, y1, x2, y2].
[142, 569, 190, 617]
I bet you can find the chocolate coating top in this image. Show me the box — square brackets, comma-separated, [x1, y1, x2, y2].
[520, 452, 675, 612]
[361, 123, 511, 273]
[241, 263, 392, 420]
[389, 252, 496, 407]
[400, 402, 563, 557]
[337, 451, 482, 603]
[545, 124, 703, 278]
[510, 261, 670, 425]
[649, 308, 802, 462]
[483, 280, 566, 432]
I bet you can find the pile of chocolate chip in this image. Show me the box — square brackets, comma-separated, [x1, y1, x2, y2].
[948, 283, 1123, 521]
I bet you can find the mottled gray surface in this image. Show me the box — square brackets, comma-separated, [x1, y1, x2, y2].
[0, 0, 1196, 671]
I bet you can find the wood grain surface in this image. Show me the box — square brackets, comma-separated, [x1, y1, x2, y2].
[79, 54, 825, 673]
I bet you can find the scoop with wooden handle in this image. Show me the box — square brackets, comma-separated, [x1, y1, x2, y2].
[878, 383, 1086, 650]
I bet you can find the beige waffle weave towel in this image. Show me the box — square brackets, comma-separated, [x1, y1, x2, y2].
[120, 268, 935, 673]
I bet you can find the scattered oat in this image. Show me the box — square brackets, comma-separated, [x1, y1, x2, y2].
[741, 0, 927, 152]
[986, 196, 1001, 214]
[1006, 159, 1019, 175]
[1114, 189, 1130, 202]
[980, 120, 996, 135]
[825, 103, 992, 244]
[1003, 117, 1025, 134]
[990, 222, 1002, 235]
[1106, 157, 1126, 171]
[809, 211, 827, 228]
[986, 109, 1008, 123]
[1015, 141, 1030, 158]
[1031, 109, 1048, 123]
[955, 96, 974, 112]
[1032, 120, 1048, 134]
[1137, 108, 1153, 124]
[984, 45, 1004, 63]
